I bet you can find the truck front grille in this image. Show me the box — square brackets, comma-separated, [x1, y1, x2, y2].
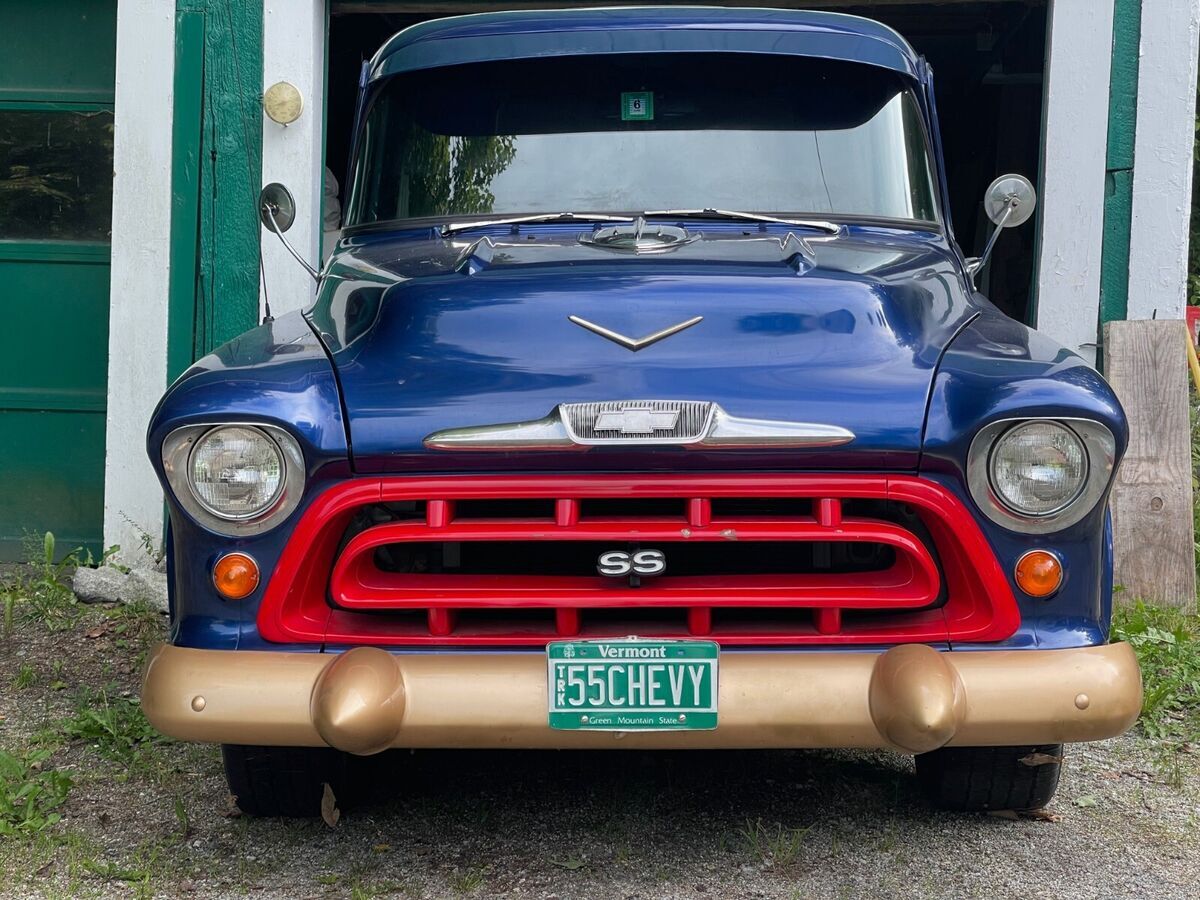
[256, 474, 1019, 647]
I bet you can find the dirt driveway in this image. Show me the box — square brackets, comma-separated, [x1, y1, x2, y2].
[1, 603, 1197, 900]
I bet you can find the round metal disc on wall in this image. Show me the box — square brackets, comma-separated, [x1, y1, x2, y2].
[263, 81, 303, 125]
[984, 174, 1037, 227]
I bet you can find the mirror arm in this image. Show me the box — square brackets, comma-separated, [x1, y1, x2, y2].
[262, 202, 321, 283]
[968, 198, 1017, 282]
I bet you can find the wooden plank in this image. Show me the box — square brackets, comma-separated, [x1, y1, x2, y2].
[1104, 319, 1195, 609]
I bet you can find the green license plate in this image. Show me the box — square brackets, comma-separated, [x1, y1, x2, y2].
[547, 639, 718, 731]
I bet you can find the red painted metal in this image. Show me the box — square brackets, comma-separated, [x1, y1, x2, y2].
[330, 519, 940, 609]
[427, 500, 454, 528]
[814, 607, 842, 635]
[555, 607, 581, 635]
[687, 606, 713, 636]
[555, 498, 579, 527]
[428, 607, 456, 636]
[256, 474, 1021, 647]
[816, 498, 842, 528]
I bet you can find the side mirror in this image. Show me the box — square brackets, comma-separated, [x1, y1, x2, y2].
[259, 182, 319, 282]
[967, 174, 1037, 281]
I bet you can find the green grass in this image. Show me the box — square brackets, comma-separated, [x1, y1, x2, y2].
[450, 867, 487, 894]
[1113, 602, 1200, 741]
[61, 685, 170, 767]
[12, 663, 36, 690]
[738, 818, 812, 868]
[0, 532, 112, 634]
[0, 749, 73, 837]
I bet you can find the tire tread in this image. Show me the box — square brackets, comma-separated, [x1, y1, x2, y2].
[222, 744, 350, 818]
[916, 744, 1063, 812]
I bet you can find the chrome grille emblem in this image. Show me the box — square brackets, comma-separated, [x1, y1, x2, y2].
[563, 401, 713, 443]
[597, 549, 666, 577]
[593, 407, 680, 435]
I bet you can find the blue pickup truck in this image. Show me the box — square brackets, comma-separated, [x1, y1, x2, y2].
[141, 7, 1141, 817]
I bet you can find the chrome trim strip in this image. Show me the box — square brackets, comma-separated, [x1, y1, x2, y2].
[568, 315, 703, 351]
[423, 403, 855, 451]
[703, 409, 855, 448]
[965, 417, 1118, 534]
[162, 423, 307, 537]
[422, 413, 580, 452]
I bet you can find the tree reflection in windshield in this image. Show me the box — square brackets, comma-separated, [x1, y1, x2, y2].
[396, 128, 516, 216]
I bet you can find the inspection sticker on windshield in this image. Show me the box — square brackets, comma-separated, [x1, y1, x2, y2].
[621, 91, 654, 121]
[547, 639, 717, 731]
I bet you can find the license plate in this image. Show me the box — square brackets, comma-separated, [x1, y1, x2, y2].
[547, 639, 718, 731]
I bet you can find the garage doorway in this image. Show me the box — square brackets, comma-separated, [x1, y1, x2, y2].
[325, 1, 1046, 323]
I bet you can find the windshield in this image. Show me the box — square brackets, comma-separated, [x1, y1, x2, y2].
[346, 53, 938, 228]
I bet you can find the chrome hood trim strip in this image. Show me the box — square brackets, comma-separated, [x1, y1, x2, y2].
[424, 402, 854, 451]
[567, 315, 703, 351]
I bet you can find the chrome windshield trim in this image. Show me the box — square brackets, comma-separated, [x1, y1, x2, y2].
[643, 209, 843, 235]
[440, 212, 634, 236]
[424, 403, 854, 451]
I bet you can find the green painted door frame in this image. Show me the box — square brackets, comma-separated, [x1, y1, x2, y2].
[0, 1, 118, 559]
[169, 1, 264, 384]
[1100, 0, 1142, 333]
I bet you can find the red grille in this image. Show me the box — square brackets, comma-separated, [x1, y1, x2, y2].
[257, 474, 1019, 647]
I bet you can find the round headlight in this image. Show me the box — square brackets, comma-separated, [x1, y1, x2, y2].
[988, 421, 1088, 516]
[188, 426, 285, 519]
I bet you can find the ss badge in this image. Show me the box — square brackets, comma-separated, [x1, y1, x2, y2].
[597, 549, 666, 577]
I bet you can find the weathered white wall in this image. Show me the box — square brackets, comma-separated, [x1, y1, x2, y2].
[261, 0, 327, 317]
[1033, 0, 1116, 367]
[1127, 0, 1200, 320]
[103, 1, 175, 565]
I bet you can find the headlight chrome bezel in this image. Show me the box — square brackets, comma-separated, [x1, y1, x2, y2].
[966, 417, 1117, 534]
[162, 423, 306, 536]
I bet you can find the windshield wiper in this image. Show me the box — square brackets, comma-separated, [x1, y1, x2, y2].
[440, 212, 634, 237]
[644, 208, 842, 235]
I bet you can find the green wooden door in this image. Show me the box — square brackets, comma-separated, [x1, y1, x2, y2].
[0, 1, 117, 559]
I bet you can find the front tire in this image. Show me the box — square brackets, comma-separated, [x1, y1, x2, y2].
[915, 744, 1064, 812]
[222, 744, 354, 817]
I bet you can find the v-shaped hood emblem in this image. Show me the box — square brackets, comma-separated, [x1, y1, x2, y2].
[568, 315, 703, 351]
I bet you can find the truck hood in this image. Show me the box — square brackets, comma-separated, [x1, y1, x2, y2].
[308, 226, 977, 473]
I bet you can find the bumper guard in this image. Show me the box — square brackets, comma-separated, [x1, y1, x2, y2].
[142, 642, 1142, 754]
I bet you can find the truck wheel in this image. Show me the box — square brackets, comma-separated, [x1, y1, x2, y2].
[221, 744, 353, 817]
[915, 744, 1063, 812]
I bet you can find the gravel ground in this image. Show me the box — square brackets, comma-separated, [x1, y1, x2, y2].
[1, 605, 1197, 900]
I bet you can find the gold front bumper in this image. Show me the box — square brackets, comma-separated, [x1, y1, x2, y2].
[141, 642, 1142, 755]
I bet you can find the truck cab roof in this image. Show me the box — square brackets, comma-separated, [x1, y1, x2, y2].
[370, 7, 924, 83]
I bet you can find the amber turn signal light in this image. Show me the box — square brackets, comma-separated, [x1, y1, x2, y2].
[1014, 550, 1062, 598]
[213, 553, 260, 600]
